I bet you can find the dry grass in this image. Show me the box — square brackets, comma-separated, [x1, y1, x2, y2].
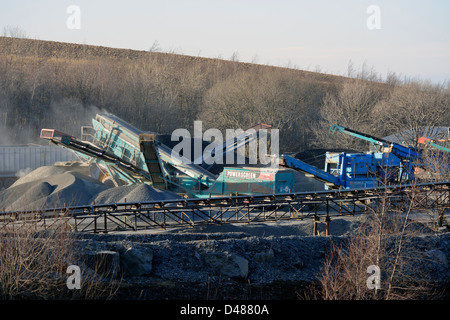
[0, 220, 119, 299]
[310, 184, 444, 300]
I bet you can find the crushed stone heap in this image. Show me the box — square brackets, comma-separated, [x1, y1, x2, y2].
[0, 166, 181, 212]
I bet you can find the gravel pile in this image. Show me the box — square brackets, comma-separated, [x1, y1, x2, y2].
[0, 166, 181, 212]
[91, 183, 181, 204]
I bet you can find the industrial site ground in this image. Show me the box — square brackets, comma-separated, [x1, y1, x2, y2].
[2, 166, 450, 300]
[74, 215, 450, 300]
[1, 165, 449, 300]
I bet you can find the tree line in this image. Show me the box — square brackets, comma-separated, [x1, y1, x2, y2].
[0, 36, 448, 153]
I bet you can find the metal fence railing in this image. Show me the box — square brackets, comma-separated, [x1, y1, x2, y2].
[1, 181, 449, 234]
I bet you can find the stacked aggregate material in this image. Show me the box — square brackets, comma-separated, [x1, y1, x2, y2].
[91, 183, 182, 204]
[0, 166, 181, 212]
[0, 166, 107, 211]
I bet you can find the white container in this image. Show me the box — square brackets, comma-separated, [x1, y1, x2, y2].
[0, 145, 77, 177]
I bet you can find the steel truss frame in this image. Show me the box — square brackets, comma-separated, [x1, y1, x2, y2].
[1, 181, 449, 234]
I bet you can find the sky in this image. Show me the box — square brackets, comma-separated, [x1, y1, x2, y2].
[0, 0, 449, 83]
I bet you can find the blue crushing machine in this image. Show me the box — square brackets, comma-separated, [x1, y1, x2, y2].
[280, 125, 448, 190]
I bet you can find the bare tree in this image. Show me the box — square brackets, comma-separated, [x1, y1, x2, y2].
[373, 80, 450, 147]
[0, 223, 119, 299]
[314, 183, 443, 300]
[1, 26, 28, 38]
[311, 79, 386, 150]
[199, 69, 313, 151]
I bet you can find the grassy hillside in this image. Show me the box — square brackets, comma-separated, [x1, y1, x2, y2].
[0, 36, 342, 81]
[0, 37, 447, 152]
